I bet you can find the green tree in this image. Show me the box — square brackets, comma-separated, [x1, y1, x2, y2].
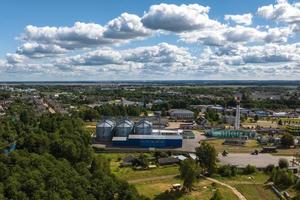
[278, 158, 289, 169]
[20, 110, 29, 124]
[281, 133, 294, 148]
[195, 142, 217, 175]
[210, 189, 222, 200]
[179, 159, 200, 192]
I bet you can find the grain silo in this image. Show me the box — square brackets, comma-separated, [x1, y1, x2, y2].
[96, 119, 115, 141]
[134, 119, 153, 135]
[114, 119, 134, 137]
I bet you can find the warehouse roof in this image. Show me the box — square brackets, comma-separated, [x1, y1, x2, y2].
[169, 109, 194, 114]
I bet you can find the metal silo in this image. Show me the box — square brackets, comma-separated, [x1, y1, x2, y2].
[135, 119, 153, 135]
[114, 119, 134, 137]
[96, 119, 115, 141]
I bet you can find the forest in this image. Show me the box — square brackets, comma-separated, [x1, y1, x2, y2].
[0, 101, 147, 200]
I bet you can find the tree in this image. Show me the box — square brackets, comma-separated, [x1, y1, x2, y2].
[179, 159, 200, 192]
[254, 115, 259, 122]
[195, 142, 217, 175]
[20, 110, 29, 124]
[281, 133, 294, 148]
[278, 158, 289, 169]
[210, 189, 222, 200]
[243, 165, 256, 174]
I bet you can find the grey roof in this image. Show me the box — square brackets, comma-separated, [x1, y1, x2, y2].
[97, 119, 115, 128]
[135, 119, 152, 128]
[116, 119, 134, 128]
[169, 109, 194, 114]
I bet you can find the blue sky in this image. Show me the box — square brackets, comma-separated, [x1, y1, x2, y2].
[0, 0, 300, 80]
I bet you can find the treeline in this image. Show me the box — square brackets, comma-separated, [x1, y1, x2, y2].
[77, 105, 147, 121]
[0, 108, 147, 199]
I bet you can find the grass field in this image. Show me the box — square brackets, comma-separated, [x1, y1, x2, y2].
[205, 139, 299, 156]
[213, 172, 280, 200]
[99, 153, 282, 200]
[134, 177, 239, 200]
[213, 172, 269, 185]
[235, 184, 279, 200]
[99, 153, 179, 181]
[242, 120, 278, 129]
[205, 139, 261, 153]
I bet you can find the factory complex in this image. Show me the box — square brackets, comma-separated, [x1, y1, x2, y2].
[96, 119, 183, 148]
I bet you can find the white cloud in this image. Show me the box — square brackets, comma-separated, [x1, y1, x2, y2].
[141, 3, 220, 32]
[224, 13, 253, 26]
[21, 22, 115, 50]
[258, 0, 300, 29]
[58, 48, 123, 66]
[104, 13, 151, 39]
[6, 53, 27, 64]
[16, 42, 67, 58]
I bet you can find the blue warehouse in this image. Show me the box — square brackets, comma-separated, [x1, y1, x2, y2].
[96, 119, 183, 148]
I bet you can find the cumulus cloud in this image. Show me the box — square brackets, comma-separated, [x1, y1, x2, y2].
[141, 3, 220, 32]
[104, 13, 151, 39]
[55, 43, 196, 75]
[1, 2, 300, 80]
[258, 0, 300, 29]
[16, 42, 67, 58]
[6, 53, 27, 64]
[58, 48, 122, 66]
[224, 13, 253, 26]
[21, 22, 113, 50]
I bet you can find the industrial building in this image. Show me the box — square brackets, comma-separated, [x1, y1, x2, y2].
[206, 94, 256, 139]
[169, 109, 194, 121]
[95, 119, 182, 148]
[96, 119, 115, 141]
[205, 129, 256, 139]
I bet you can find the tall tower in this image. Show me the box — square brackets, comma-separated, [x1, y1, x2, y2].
[234, 93, 242, 130]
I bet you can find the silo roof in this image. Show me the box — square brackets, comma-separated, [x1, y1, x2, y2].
[116, 119, 133, 128]
[97, 120, 115, 127]
[136, 119, 152, 128]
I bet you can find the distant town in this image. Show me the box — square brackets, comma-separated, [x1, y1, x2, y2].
[1, 81, 300, 199]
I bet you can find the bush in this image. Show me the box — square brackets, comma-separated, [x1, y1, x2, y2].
[295, 179, 300, 191]
[218, 165, 237, 177]
[271, 168, 295, 188]
[243, 165, 256, 175]
[278, 158, 289, 169]
[264, 164, 275, 174]
[281, 133, 294, 148]
[210, 189, 222, 200]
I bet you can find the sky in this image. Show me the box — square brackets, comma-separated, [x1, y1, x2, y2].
[0, 0, 300, 81]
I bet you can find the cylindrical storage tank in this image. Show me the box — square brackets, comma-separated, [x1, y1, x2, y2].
[114, 119, 134, 137]
[134, 119, 153, 135]
[96, 120, 115, 141]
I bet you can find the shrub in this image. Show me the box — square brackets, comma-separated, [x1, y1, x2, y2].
[271, 168, 295, 188]
[218, 165, 237, 177]
[264, 164, 275, 174]
[243, 165, 256, 175]
[278, 158, 289, 169]
[295, 179, 300, 191]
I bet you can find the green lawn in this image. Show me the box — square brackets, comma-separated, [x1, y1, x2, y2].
[213, 172, 280, 200]
[213, 172, 269, 185]
[206, 139, 261, 153]
[99, 153, 179, 181]
[134, 177, 239, 200]
[235, 184, 279, 200]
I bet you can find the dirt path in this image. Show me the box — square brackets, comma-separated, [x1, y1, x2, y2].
[204, 176, 247, 200]
[128, 174, 247, 200]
